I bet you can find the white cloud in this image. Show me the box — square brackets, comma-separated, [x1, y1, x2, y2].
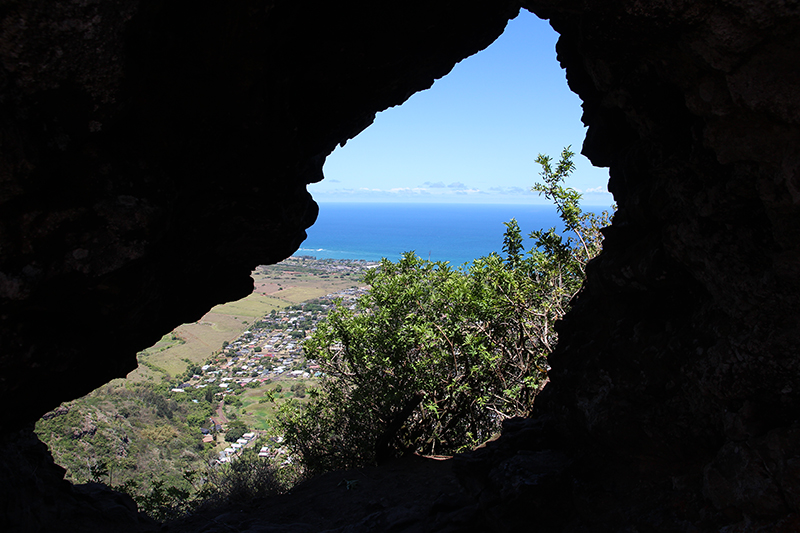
[308, 181, 568, 204]
[389, 187, 428, 194]
[487, 185, 535, 195]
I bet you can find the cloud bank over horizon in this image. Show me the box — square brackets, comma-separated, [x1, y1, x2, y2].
[309, 180, 613, 205]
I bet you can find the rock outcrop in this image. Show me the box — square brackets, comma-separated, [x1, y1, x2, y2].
[1, 0, 798, 531]
[520, 1, 800, 529]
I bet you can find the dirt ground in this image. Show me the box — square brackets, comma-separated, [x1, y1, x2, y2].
[163, 455, 485, 533]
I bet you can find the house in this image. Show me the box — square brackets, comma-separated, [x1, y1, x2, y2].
[202, 435, 214, 443]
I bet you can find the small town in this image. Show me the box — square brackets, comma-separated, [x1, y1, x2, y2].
[33, 256, 381, 504]
[166, 259, 376, 464]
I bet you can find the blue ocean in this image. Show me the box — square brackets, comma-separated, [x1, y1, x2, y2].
[299, 203, 610, 266]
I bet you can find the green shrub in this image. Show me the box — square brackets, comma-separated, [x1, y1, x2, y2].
[277, 148, 613, 474]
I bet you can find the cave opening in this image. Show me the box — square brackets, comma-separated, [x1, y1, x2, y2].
[308, 9, 611, 242]
[32, 7, 614, 517]
[5, 0, 800, 531]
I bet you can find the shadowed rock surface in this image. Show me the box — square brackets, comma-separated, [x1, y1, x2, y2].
[1, 0, 799, 531]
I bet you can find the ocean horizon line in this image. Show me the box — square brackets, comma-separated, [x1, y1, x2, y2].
[302, 202, 613, 265]
[313, 200, 613, 208]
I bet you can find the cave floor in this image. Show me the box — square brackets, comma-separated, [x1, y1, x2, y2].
[162, 455, 481, 533]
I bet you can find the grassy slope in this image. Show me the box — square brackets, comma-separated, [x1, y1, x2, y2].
[209, 293, 288, 317]
[129, 264, 365, 381]
[253, 268, 360, 304]
[238, 378, 317, 430]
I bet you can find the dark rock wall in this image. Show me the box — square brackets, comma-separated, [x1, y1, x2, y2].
[475, 1, 800, 530]
[1, 0, 799, 530]
[0, 425, 157, 532]
[0, 0, 518, 430]
[0, 1, 518, 530]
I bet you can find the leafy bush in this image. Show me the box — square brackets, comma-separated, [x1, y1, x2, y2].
[224, 395, 242, 407]
[224, 420, 247, 442]
[277, 148, 612, 474]
[118, 450, 293, 522]
[200, 449, 292, 507]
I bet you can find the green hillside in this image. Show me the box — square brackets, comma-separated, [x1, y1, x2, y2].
[35, 256, 376, 519]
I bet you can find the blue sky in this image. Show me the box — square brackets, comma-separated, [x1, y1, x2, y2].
[308, 10, 613, 206]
